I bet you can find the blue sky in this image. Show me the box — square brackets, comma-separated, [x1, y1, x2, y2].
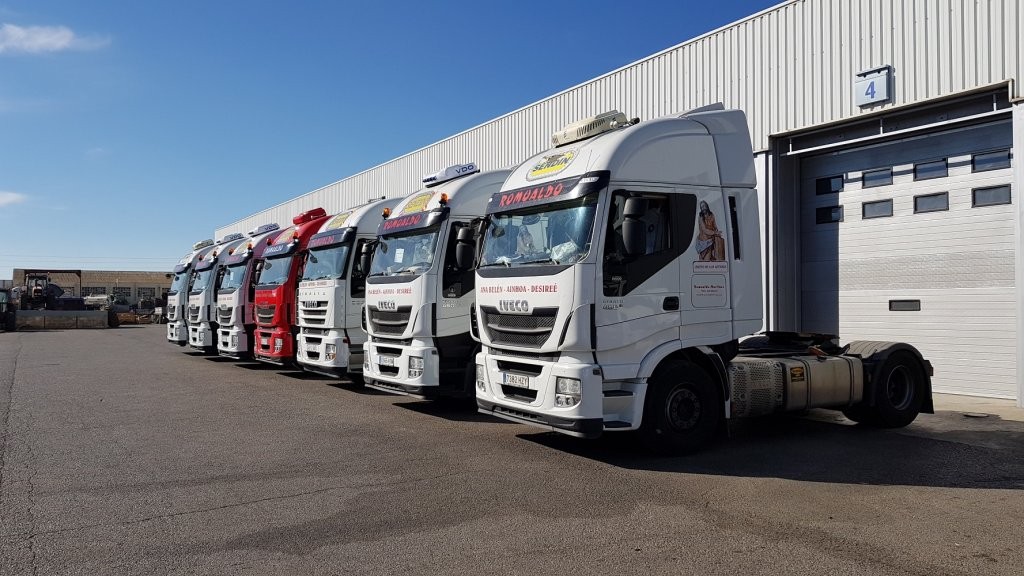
[0, 0, 780, 280]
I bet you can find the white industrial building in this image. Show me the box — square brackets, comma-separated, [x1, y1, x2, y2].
[216, 0, 1023, 406]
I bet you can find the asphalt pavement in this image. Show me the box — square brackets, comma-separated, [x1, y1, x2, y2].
[1, 326, 1022, 575]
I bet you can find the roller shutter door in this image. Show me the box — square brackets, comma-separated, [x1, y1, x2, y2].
[800, 119, 1015, 398]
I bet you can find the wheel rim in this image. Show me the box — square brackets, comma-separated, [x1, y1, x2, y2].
[885, 365, 914, 411]
[665, 386, 701, 432]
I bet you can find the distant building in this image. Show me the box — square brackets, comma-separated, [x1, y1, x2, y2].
[12, 269, 171, 305]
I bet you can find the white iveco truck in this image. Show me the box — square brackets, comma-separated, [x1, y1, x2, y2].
[296, 198, 399, 378]
[215, 223, 281, 359]
[187, 232, 249, 353]
[167, 239, 215, 346]
[363, 163, 511, 398]
[473, 107, 933, 452]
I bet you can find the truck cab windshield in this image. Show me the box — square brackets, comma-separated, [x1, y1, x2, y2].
[169, 268, 190, 293]
[190, 267, 216, 293]
[368, 229, 440, 278]
[256, 255, 293, 287]
[302, 244, 351, 281]
[218, 262, 247, 292]
[480, 194, 598, 267]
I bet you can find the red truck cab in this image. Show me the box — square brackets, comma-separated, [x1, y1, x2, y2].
[253, 208, 330, 365]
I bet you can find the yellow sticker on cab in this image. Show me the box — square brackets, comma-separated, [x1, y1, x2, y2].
[527, 150, 577, 180]
[400, 192, 434, 215]
[324, 211, 353, 230]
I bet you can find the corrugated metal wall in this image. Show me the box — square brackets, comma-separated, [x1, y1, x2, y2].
[217, 0, 1022, 237]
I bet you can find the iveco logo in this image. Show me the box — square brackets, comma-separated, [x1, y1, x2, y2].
[498, 299, 531, 314]
[378, 301, 397, 311]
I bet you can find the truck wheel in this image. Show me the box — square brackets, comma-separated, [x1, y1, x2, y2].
[640, 360, 721, 453]
[871, 351, 925, 428]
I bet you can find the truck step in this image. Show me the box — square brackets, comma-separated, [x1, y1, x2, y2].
[603, 390, 634, 397]
[603, 420, 631, 429]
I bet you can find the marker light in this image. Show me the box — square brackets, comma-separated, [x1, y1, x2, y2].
[267, 238, 274, 245]
[439, 193, 449, 206]
[382, 207, 392, 218]
[228, 248, 235, 255]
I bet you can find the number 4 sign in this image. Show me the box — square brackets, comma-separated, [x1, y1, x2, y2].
[855, 66, 892, 107]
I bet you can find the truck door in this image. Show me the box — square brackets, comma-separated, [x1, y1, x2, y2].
[596, 188, 691, 374]
[680, 189, 734, 345]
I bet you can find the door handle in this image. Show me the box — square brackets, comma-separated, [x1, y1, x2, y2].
[663, 296, 679, 311]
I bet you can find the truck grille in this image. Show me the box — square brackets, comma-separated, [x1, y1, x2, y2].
[218, 306, 233, 325]
[369, 306, 412, 336]
[479, 306, 558, 348]
[168, 305, 179, 321]
[299, 301, 329, 326]
[187, 305, 201, 323]
[256, 304, 276, 324]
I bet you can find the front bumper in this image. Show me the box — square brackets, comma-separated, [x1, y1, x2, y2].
[477, 398, 603, 438]
[188, 322, 215, 351]
[253, 326, 294, 364]
[296, 332, 350, 378]
[217, 324, 248, 358]
[475, 350, 604, 438]
[363, 340, 438, 397]
[167, 321, 187, 345]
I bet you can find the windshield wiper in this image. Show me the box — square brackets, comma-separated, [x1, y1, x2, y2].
[519, 257, 560, 266]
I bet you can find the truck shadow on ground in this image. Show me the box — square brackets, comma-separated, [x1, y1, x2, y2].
[517, 411, 1024, 489]
[397, 399, 518, 424]
[201, 356, 238, 363]
[233, 362, 280, 370]
[324, 382, 391, 395]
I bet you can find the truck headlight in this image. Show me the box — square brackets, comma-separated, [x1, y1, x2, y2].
[273, 338, 284, 353]
[476, 365, 485, 392]
[554, 377, 581, 407]
[409, 356, 424, 378]
[231, 334, 238, 348]
[325, 344, 337, 361]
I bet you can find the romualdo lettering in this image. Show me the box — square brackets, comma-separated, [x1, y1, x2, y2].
[382, 213, 423, 231]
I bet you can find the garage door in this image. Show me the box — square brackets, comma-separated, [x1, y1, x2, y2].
[800, 118, 1015, 398]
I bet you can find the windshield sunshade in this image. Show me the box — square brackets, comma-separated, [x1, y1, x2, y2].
[368, 229, 440, 277]
[480, 194, 598, 267]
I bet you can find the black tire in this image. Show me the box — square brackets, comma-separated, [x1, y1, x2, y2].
[640, 360, 722, 453]
[870, 350, 925, 428]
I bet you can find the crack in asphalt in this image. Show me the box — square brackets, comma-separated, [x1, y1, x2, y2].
[0, 337, 20, 512]
[1, 467, 468, 542]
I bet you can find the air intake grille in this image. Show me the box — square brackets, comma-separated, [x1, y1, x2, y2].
[187, 305, 200, 323]
[479, 306, 558, 349]
[256, 304, 276, 324]
[217, 306, 233, 325]
[369, 306, 412, 336]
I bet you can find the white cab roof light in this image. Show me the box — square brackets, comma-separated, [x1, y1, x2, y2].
[193, 239, 215, 250]
[422, 162, 479, 187]
[247, 223, 280, 237]
[551, 110, 630, 146]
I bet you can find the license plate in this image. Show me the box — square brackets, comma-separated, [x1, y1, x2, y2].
[307, 345, 320, 353]
[503, 372, 530, 388]
[260, 337, 269, 346]
[379, 355, 396, 367]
